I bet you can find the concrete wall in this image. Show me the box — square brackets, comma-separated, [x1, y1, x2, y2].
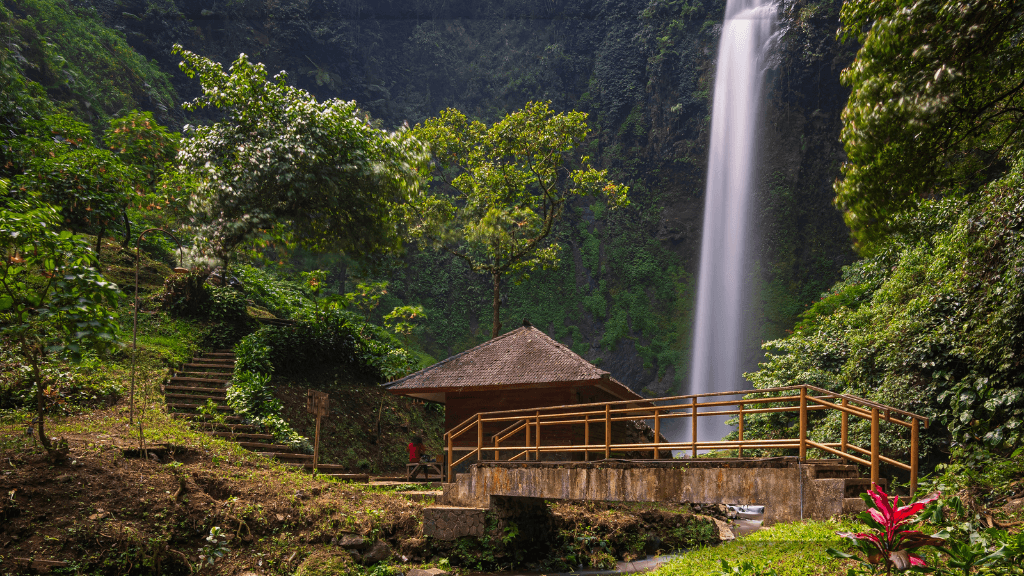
[442, 459, 853, 525]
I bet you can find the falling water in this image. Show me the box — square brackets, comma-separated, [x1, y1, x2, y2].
[686, 0, 777, 443]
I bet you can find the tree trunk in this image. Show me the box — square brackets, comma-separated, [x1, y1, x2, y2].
[121, 210, 132, 249]
[492, 271, 501, 338]
[95, 227, 105, 255]
[32, 353, 51, 451]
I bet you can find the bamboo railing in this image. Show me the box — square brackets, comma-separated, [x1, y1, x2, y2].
[443, 385, 928, 494]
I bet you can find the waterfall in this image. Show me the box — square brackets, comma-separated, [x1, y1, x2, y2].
[686, 0, 777, 443]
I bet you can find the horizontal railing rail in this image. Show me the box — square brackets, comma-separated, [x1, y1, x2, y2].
[443, 385, 927, 493]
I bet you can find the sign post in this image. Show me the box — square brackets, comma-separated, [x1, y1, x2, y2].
[305, 390, 329, 473]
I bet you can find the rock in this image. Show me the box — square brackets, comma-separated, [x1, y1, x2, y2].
[407, 569, 451, 576]
[400, 537, 426, 556]
[88, 512, 110, 521]
[338, 534, 367, 549]
[360, 540, 391, 564]
[712, 518, 735, 541]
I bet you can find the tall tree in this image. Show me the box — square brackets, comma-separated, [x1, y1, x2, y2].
[409, 102, 628, 337]
[835, 0, 1024, 253]
[0, 195, 119, 452]
[172, 46, 427, 273]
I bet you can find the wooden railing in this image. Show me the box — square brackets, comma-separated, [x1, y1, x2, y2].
[443, 385, 928, 494]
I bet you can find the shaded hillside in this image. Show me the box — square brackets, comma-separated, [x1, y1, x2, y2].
[84, 0, 858, 395]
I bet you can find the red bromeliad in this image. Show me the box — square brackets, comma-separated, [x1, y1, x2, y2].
[831, 486, 944, 573]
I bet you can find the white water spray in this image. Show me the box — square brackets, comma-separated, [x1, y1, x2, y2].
[686, 0, 777, 443]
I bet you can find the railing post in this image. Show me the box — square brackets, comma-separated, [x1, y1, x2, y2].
[910, 417, 919, 496]
[654, 408, 661, 459]
[737, 403, 744, 458]
[871, 407, 880, 489]
[446, 432, 453, 482]
[477, 414, 483, 462]
[494, 434, 499, 461]
[535, 411, 541, 461]
[841, 398, 849, 454]
[691, 397, 698, 458]
[799, 386, 807, 461]
[584, 413, 590, 461]
[604, 404, 611, 459]
[525, 416, 531, 461]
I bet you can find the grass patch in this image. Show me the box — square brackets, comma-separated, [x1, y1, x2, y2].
[652, 519, 857, 576]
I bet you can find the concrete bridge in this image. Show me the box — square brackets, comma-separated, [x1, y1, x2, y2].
[437, 457, 875, 526]
[422, 386, 925, 539]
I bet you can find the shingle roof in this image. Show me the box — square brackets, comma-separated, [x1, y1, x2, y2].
[385, 326, 614, 392]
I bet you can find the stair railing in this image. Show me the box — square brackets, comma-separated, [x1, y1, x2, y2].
[444, 385, 928, 494]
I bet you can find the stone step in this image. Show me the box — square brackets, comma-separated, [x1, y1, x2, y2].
[170, 376, 230, 385]
[319, 473, 370, 482]
[206, 431, 274, 441]
[237, 441, 296, 451]
[165, 385, 227, 395]
[183, 363, 234, 370]
[170, 413, 244, 423]
[192, 421, 259, 431]
[843, 477, 887, 498]
[167, 402, 233, 412]
[260, 452, 312, 461]
[176, 371, 233, 378]
[843, 497, 867, 514]
[282, 463, 355, 474]
[165, 393, 228, 403]
[204, 351, 236, 357]
[401, 491, 442, 502]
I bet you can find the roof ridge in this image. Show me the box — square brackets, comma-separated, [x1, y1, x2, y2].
[383, 326, 529, 388]
[525, 327, 606, 376]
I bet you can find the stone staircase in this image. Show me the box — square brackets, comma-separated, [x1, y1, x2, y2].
[804, 459, 887, 515]
[164, 349, 362, 479]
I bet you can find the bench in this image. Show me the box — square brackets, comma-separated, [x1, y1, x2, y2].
[407, 461, 444, 481]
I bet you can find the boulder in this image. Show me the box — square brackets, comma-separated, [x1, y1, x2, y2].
[360, 540, 391, 564]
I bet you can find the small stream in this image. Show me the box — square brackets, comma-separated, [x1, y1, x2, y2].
[467, 506, 764, 576]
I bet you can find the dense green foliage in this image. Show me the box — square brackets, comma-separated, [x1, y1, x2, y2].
[225, 370, 310, 450]
[172, 46, 428, 272]
[409, 102, 628, 336]
[746, 159, 1024, 462]
[0, 199, 120, 449]
[835, 0, 1024, 252]
[235, 308, 418, 383]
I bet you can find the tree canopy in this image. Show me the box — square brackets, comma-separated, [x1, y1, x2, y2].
[835, 0, 1024, 253]
[409, 102, 628, 337]
[172, 46, 428, 271]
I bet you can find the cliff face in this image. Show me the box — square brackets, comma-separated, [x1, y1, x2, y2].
[92, 0, 857, 395]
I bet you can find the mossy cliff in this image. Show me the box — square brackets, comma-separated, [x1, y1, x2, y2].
[76, 0, 856, 395]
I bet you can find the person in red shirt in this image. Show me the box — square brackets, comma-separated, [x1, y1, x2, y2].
[408, 436, 433, 480]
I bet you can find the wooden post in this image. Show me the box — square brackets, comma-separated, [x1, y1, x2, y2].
[604, 404, 611, 459]
[841, 398, 849, 454]
[446, 432, 452, 482]
[525, 416, 531, 461]
[799, 386, 807, 462]
[737, 403, 744, 458]
[535, 411, 541, 461]
[584, 414, 590, 461]
[654, 409, 661, 459]
[691, 397, 698, 458]
[494, 433, 499, 462]
[871, 407, 880, 489]
[910, 418, 919, 496]
[305, 390, 329, 474]
[476, 414, 483, 462]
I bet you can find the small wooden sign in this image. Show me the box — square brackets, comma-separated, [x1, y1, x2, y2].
[306, 390, 329, 417]
[306, 389, 329, 472]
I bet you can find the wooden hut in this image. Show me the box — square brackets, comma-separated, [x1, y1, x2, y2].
[384, 324, 655, 461]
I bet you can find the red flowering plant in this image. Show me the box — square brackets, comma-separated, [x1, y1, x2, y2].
[828, 486, 945, 574]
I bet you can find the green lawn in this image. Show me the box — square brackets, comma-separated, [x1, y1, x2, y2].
[652, 519, 858, 576]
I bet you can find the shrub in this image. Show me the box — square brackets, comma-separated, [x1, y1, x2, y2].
[225, 370, 309, 451]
